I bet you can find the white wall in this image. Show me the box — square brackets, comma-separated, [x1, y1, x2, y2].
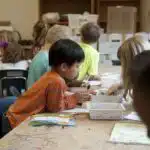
[0, 0, 39, 39]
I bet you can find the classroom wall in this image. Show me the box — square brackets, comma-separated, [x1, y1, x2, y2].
[0, 0, 39, 39]
[140, 0, 150, 32]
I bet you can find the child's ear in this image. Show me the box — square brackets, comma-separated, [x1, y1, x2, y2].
[60, 63, 68, 72]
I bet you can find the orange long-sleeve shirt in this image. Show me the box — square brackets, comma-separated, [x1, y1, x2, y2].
[7, 71, 77, 128]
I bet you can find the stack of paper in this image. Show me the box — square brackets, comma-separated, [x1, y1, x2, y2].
[110, 122, 150, 145]
[30, 113, 75, 126]
[62, 108, 89, 114]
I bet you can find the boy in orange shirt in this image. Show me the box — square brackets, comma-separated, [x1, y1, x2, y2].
[6, 39, 91, 129]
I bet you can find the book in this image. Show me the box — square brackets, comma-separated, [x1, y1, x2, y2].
[110, 122, 150, 145]
[29, 113, 75, 126]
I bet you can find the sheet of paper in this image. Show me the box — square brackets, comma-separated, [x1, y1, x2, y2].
[62, 108, 89, 114]
[110, 122, 150, 145]
[124, 112, 141, 121]
[88, 81, 101, 86]
[100, 72, 121, 89]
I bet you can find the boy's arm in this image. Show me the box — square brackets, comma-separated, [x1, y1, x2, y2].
[46, 82, 77, 112]
[7, 92, 46, 128]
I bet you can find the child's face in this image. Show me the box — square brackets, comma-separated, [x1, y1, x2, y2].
[61, 62, 81, 80]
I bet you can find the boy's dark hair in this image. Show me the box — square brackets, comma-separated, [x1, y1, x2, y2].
[49, 39, 85, 67]
[80, 22, 100, 44]
[130, 51, 150, 97]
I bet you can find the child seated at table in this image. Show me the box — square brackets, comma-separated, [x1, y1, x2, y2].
[107, 36, 150, 97]
[27, 24, 72, 88]
[130, 51, 150, 138]
[32, 20, 49, 56]
[0, 42, 29, 70]
[6, 39, 91, 129]
[78, 22, 100, 81]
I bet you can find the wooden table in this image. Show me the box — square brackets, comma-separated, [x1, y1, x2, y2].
[0, 115, 150, 150]
[0, 65, 134, 150]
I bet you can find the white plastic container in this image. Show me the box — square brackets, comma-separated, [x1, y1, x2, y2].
[92, 95, 120, 103]
[89, 103, 125, 120]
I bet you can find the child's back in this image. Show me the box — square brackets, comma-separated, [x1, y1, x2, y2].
[27, 50, 49, 88]
[78, 22, 100, 81]
[27, 25, 72, 88]
[7, 71, 69, 128]
[78, 42, 99, 80]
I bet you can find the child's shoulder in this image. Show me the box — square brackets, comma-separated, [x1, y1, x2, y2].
[33, 51, 48, 60]
[30, 71, 66, 91]
[31, 51, 48, 66]
[80, 42, 98, 53]
[45, 71, 66, 86]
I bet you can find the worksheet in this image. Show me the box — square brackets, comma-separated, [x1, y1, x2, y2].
[124, 112, 141, 121]
[62, 108, 89, 114]
[110, 122, 150, 145]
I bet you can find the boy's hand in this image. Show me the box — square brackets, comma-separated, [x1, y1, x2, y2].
[67, 80, 83, 87]
[74, 91, 91, 104]
[88, 75, 101, 81]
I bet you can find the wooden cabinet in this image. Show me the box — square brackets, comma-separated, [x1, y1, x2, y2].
[39, 0, 140, 32]
[96, 0, 140, 32]
[40, 0, 95, 15]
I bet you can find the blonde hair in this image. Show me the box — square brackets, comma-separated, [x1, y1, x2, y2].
[2, 42, 25, 64]
[0, 30, 15, 58]
[45, 25, 72, 44]
[0, 30, 14, 43]
[118, 36, 145, 96]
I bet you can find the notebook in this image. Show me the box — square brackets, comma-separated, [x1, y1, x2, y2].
[62, 108, 89, 114]
[110, 122, 150, 145]
[29, 113, 75, 126]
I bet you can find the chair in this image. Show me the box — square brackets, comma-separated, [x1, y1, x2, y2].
[0, 70, 28, 96]
[0, 96, 16, 138]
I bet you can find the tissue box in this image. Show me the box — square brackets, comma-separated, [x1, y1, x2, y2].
[89, 103, 125, 120]
[92, 95, 120, 103]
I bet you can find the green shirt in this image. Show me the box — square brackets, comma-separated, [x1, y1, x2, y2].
[27, 51, 50, 88]
[78, 42, 99, 81]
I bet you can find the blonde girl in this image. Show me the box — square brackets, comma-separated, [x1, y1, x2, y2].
[27, 25, 72, 88]
[108, 36, 150, 97]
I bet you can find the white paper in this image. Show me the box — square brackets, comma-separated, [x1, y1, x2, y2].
[65, 91, 74, 96]
[124, 112, 141, 121]
[108, 34, 123, 42]
[62, 108, 89, 114]
[99, 34, 108, 43]
[88, 81, 101, 86]
[100, 72, 121, 89]
[31, 116, 69, 123]
[110, 122, 150, 145]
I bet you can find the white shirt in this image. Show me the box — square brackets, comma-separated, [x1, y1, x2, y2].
[0, 60, 29, 70]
